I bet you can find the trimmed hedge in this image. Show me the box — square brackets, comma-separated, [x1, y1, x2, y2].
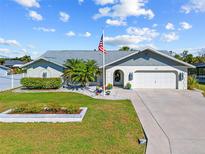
[21, 77, 62, 89]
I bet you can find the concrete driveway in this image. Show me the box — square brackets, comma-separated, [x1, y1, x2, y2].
[136, 89, 205, 154]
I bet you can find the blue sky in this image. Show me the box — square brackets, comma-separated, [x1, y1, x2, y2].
[0, 0, 205, 58]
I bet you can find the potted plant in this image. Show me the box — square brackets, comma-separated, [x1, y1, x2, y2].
[125, 82, 132, 89]
[106, 83, 113, 90]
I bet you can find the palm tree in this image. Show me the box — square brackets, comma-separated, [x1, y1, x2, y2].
[63, 59, 100, 87]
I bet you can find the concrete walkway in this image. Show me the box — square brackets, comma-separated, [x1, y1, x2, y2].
[111, 89, 171, 154]
[136, 89, 205, 154]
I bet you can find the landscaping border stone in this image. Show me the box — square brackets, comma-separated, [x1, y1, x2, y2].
[0, 107, 87, 123]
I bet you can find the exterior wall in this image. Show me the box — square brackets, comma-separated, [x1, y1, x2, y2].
[26, 59, 64, 78]
[105, 50, 189, 90]
[24, 50, 189, 89]
[0, 68, 8, 76]
[106, 66, 188, 90]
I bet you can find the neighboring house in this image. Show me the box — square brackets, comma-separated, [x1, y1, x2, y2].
[22, 48, 195, 89]
[4, 60, 24, 68]
[0, 65, 9, 76]
[195, 63, 205, 83]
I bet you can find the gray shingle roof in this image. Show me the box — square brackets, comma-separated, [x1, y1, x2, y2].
[195, 63, 205, 68]
[22, 48, 195, 68]
[0, 65, 9, 70]
[4, 60, 24, 66]
[41, 50, 138, 67]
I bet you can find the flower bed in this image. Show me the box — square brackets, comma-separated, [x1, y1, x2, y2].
[9, 104, 81, 114]
[0, 105, 88, 123]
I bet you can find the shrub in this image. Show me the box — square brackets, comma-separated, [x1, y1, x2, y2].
[21, 77, 62, 89]
[188, 76, 197, 90]
[106, 83, 113, 90]
[66, 105, 80, 114]
[125, 82, 132, 89]
[13, 104, 42, 113]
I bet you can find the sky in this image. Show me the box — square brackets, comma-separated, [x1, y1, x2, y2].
[0, 0, 205, 58]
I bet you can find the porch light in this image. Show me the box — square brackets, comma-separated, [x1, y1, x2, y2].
[179, 72, 184, 81]
[129, 72, 133, 81]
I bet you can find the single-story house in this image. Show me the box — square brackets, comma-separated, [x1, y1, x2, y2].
[195, 63, 205, 83]
[22, 48, 195, 89]
[0, 65, 9, 76]
[4, 60, 24, 68]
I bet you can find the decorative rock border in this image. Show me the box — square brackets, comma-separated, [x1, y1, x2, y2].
[0, 107, 87, 123]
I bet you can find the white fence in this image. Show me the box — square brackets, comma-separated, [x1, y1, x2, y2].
[0, 73, 26, 91]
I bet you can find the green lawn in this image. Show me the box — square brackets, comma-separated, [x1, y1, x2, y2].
[196, 83, 205, 91]
[195, 83, 205, 96]
[0, 92, 145, 154]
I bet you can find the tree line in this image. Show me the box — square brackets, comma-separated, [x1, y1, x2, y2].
[0, 55, 32, 65]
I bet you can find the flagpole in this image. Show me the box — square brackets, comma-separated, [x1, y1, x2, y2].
[102, 29, 105, 96]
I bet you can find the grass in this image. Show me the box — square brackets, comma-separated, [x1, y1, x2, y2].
[196, 83, 205, 91]
[0, 92, 145, 154]
[195, 83, 205, 96]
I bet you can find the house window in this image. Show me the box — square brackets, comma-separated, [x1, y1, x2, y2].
[42, 72, 47, 78]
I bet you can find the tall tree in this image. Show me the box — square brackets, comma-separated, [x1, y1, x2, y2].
[20, 55, 32, 63]
[0, 58, 5, 65]
[119, 46, 130, 51]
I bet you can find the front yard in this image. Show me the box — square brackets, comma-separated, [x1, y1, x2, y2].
[0, 92, 145, 154]
[195, 83, 205, 96]
[196, 83, 205, 91]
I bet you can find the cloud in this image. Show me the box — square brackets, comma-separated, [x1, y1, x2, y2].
[152, 23, 158, 28]
[28, 10, 43, 21]
[127, 27, 159, 40]
[79, 0, 84, 4]
[0, 40, 39, 58]
[65, 31, 76, 37]
[161, 32, 179, 42]
[83, 32, 92, 37]
[27, 44, 35, 49]
[14, 0, 40, 8]
[93, 7, 111, 19]
[33, 27, 56, 32]
[93, 0, 154, 20]
[59, 11, 70, 22]
[165, 22, 175, 30]
[0, 38, 21, 47]
[105, 27, 159, 46]
[105, 35, 144, 46]
[106, 19, 126, 26]
[94, 0, 116, 5]
[181, 0, 205, 13]
[0, 48, 10, 53]
[180, 22, 192, 30]
[0, 48, 30, 58]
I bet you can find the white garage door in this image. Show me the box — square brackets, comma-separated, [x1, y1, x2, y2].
[135, 72, 176, 89]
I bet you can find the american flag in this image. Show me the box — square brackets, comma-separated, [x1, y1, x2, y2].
[98, 34, 106, 53]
